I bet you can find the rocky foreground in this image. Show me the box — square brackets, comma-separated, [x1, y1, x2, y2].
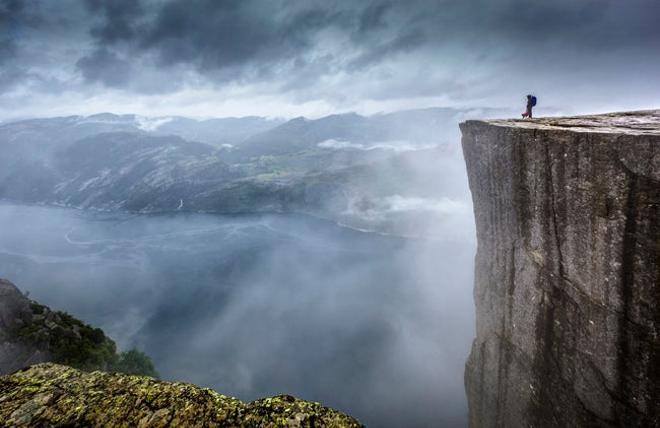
[0, 364, 362, 427]
[0, 278, 362, 427]
[461, 111, 659, 427]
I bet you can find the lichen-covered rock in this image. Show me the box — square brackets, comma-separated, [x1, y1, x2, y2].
[461, 111, 659, 427]
[0, 364, 363, 427]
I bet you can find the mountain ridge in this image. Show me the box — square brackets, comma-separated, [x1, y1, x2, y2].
[0, 107, 482, 235]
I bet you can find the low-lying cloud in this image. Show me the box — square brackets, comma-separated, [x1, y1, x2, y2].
[318, 138, 437, 152]
[135, 116, 173, 131]
[381, 195, 470, 214]
[0, 202, 476, 427]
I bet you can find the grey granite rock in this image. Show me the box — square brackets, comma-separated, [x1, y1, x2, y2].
[460, 111, 659, 427]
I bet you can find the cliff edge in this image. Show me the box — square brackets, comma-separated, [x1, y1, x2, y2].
[460, 111, 659, 427]
[0, 364, 362, 427]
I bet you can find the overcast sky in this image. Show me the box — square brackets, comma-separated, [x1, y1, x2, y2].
[1, 0, 659, 120]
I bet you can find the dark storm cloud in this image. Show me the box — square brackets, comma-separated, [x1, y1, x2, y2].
[357, 1, 392, 33]
[74, 0, 435, 90]
[76, 0, 144, 86]
[84, 0, 145, 43]
[0, 0, 88, 95]
[477, 0, 659, 50]
[0, 0, 21, 64]
[1, 0, 660, 110]
[0, 0, 48, 62]
[0, 0, 29, 90]
[78, 0, 355, 86]
[71, 0, 660, 88]
[348, 27, 426, 71]
[141, 1, 310, 70]
[76, 47, 132, 87]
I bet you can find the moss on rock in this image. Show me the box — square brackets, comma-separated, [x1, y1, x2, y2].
[0, 363, 363, 427]
[16, 302, 118, 372]
[1, 278, 157, 377]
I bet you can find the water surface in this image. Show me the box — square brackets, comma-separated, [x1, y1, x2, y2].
[0, 202, 475, 427]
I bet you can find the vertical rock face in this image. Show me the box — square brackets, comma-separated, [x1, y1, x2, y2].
[460, 112, 659, 427]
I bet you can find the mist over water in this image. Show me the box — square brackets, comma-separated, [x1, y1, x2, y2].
[2, 1, 655, 426]
[0, 201, 475, 427]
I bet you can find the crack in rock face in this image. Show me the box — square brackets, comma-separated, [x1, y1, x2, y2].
[460, 111, 659, 427]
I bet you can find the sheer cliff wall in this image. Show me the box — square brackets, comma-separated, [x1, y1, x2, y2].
[460, 112, 659, 427]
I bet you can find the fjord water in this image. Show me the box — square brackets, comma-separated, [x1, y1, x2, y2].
[0, 202, 475, 427]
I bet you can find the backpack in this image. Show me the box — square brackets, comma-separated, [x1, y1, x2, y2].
[531, 96, 537, 106]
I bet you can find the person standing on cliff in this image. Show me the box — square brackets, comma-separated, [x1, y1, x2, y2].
[522, 94, 537, 118]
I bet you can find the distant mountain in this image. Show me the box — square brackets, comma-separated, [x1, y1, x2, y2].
[52, 133, 239, 211]
[237, 114, 369, 157]
[236, 107, 505, 158]
[153, 116, 284, 146]
[0, 107, 493, 233]
[0, 113, 283, 150]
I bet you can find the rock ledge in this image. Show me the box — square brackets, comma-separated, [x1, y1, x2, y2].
[466, 110, 660, 135]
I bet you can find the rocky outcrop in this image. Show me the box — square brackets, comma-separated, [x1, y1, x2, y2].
[0, 278, 122, 375]
[0, 280, 50, 374]
[0, 280, 362, 426]
[460, 111, 659, 427]
[0, 364, 362, 427]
